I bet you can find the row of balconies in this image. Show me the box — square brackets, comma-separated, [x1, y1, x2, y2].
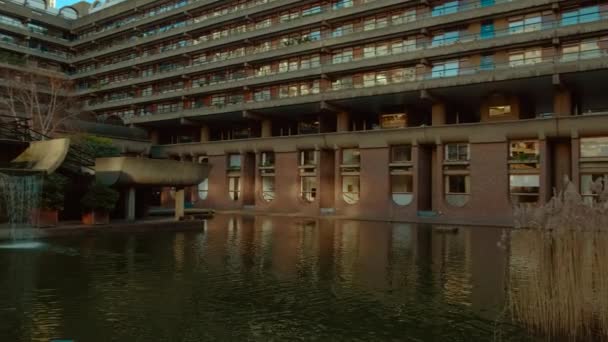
[77, 14, 608, 105]
[67, 0, 556, 78]
[85, 31, 608, 116]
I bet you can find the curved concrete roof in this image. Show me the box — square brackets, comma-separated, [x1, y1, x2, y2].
[10, 138, 70, 174]
[95, 157, 210, 187]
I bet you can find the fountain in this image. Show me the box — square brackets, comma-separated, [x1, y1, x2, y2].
[508, 177, 608, 340]
[0, 171, 44, 245]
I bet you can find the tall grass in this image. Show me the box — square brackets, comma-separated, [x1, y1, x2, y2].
[509, 178, 608, 340]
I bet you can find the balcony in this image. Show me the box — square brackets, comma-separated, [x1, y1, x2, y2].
[70, 0, 550, 78]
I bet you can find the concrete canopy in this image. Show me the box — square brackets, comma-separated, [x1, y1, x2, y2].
[95, 157, 210, 187]
[9, 138, 70, 174]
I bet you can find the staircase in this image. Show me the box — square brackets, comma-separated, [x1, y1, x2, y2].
[0, 115, 95, 175]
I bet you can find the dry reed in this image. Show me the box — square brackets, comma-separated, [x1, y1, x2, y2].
[509, 177, 608, 340]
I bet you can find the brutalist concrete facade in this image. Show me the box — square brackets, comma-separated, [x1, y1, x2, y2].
[1, 0, 608, 225]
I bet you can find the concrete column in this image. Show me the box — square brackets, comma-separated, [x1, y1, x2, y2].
[571, 138, 580, 190]
[539, 140, 550, 204]
[336, 111, 350, 132]
[200, 125, 210, 142]
[319, 149, 336, 211]
[125, 187, 136, 221]
[175, 187, 185, 221]
[431, 103, 446, 126]
[553, 140, 572, 193]
[241, 153, 256, 206]
[553, 88, 572, 116]
[261, 119, 272, 138]
[433, 143, 444, 211]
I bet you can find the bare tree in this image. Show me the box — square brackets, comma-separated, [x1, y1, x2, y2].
[0, 70, 83, 138]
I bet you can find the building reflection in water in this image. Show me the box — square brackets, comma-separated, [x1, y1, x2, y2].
[204, 215, 508, 320]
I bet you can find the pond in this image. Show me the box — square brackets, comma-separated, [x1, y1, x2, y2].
[0, 215, 605, 341]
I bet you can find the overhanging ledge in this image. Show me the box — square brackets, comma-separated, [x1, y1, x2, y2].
[95, 157, 210, 187]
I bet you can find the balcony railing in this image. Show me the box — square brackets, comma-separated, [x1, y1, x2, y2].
[114, 46, 608, 120]
[84, 19, 608, 109]
[74, 0, 605, 96]
[70, 0, 517, 76]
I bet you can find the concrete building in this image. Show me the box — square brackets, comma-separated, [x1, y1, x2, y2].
[0, 0, 608, 225]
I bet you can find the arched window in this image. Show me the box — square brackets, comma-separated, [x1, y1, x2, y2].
[228, 176, 240, 201]
[391, 175, 413, 206]
[390, 145, 414, 206]
[198, 179, 208, 200]
[259, 152, 275, 202]
[261, 177, 275, 202]
[59, 7, 79, 19]
[299, 150, 317, 203]
[341, 148, 360, 204]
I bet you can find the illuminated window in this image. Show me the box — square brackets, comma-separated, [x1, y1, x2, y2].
[228, 176, 240, 201]
[509, 140, 540, 204]
[580, 137, 608, 158]
[300, 176, 317, 202]
[489, 105, 511, 117]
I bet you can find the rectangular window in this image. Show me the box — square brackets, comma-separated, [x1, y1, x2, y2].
[510, 141, 540, 161]
[581, 137, 608, 158]
[432, 1, 459, 17]
[480, 22, 495, 39]
[432, 60, 459, 78]
[489, 105, 511, 117]
[480, 54, 495, 70]
[300, 150, 316, 166]
[391, 145, 412, 162]
[446, 175, 470, 194]
[228, 154, 242, 169]
[342, 149, 361, 165]
[510, 175, 540, 203]
[445, 144, 469, 161]
[301, 176, 317, 202]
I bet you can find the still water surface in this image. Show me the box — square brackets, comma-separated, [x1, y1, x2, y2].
[0, 215, 600, 341]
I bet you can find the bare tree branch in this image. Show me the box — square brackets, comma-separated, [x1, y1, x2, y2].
[0, 70, 83, 138]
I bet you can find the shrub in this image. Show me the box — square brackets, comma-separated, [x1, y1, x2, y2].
[40, 174, 67, 210]
[81, 182, 119, 212]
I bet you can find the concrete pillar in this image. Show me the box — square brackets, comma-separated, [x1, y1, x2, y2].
[433, 143, 444, 211]
[175, 187, 185, 221]
[431, 103, 446, 126]
[261, 119, 272, 138]
[200, 125, 210, 142]
[571, 137, 580, 190]
[336, 111, 350, 132]
[125, 187, 136, 221]
[319, 149, 336, 211]
[553, 88, 572, 116]
[552, 140, 572, 193]
[539, 140, 550, 204]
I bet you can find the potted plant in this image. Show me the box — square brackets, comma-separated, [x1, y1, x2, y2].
[81, 182, 119, 225]
[33, 174, 67, 227]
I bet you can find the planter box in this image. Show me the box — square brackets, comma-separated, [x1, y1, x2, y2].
[82, 210, 110, 225]
[31, 209, 59, 228]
